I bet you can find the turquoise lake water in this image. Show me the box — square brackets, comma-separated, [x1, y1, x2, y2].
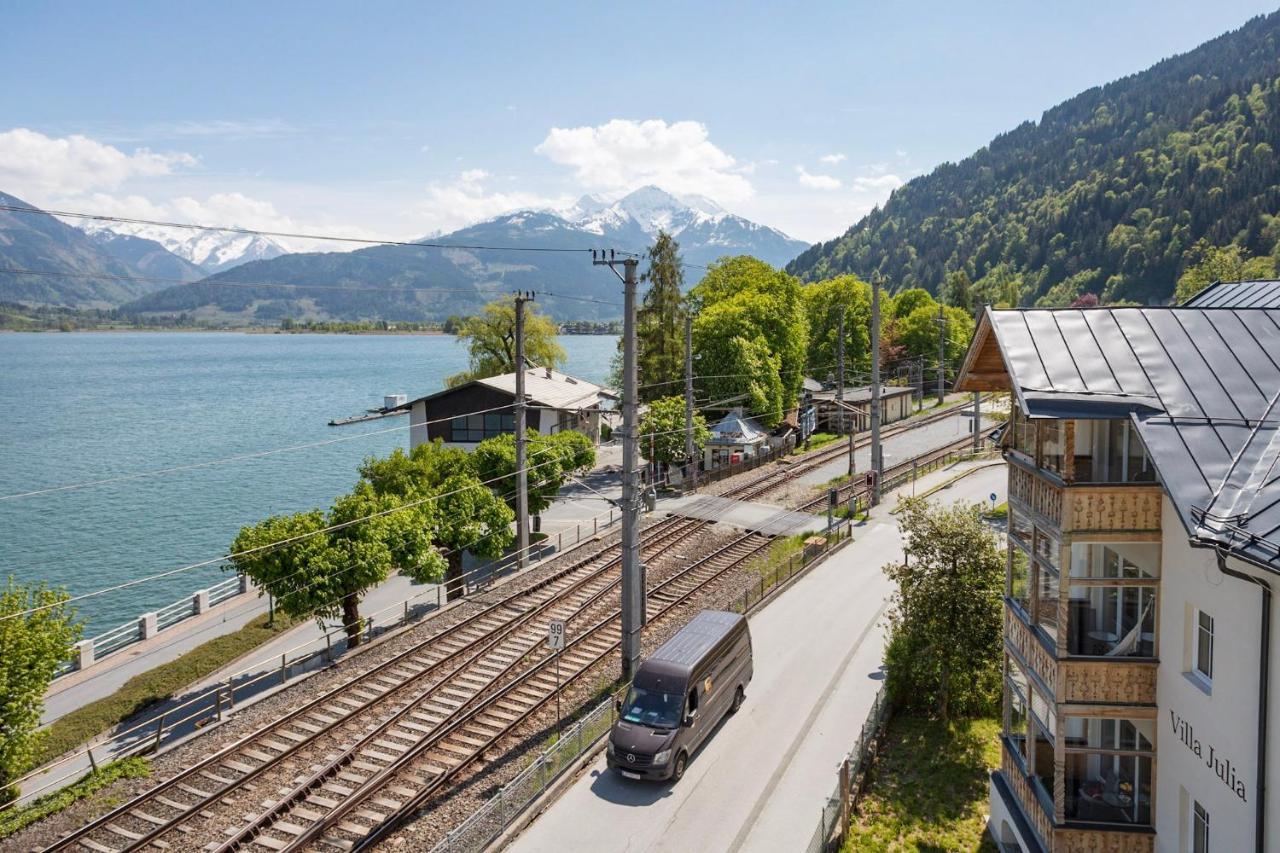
[0, 332, 618, 635]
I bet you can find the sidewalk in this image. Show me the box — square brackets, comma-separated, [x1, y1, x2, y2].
[507, 460, 1007, 853]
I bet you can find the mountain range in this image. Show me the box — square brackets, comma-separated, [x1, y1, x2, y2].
[787, 11, 1280, 306]
[121, 187, 808, 321]
[79, 219, 288, 274]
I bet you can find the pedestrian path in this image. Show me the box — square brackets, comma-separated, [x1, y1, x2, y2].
[661, 494, 830, 536]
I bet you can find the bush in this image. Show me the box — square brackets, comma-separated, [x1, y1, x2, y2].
[36, 613, 293, 767]
[0, 757, 149, 839]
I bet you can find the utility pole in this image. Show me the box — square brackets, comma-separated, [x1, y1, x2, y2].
[870, 276, 883, 506]
[972, 303, 984, 452]
[936, 305, 947, 406]
[594, 250, 644, 680]
[514, 292, 531, 568]
[836, 308, 845, 438]
[684, 314, 696, 492]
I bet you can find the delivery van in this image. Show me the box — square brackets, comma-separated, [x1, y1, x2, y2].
[607, 610, 752, 782]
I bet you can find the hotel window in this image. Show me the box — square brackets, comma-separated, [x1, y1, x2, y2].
[1035, 561, 1060, 641]
[1008, 506, 1033, 550]
[1005, 657, 1029, 763]
[1062, 716, 1154, 826]
[1072, 419, 1158, 484]
[1067, 583, 1156, 657]
[1010, 407, 1036, 459]
[1193, 801, 1209, 853]
[1194, 610, 1214, 682]
[1041, 419, 1065, 475]
[1029, 689, 1056, 808]
[1009, 547, 1031, 613]
[1066, 542, 1158, 658]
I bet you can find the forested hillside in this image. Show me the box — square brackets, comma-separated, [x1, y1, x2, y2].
[787, 12, 1280, 306]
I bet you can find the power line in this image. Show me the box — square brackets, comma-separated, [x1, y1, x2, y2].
[0, 266, 623, 308]
[0, 203, 638, 257]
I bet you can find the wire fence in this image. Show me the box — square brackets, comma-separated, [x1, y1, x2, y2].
[431, 692, 620, 853]
[803, 685, 893, 853]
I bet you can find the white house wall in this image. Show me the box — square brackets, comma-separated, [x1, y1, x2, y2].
[1156, 496, 1279, 852]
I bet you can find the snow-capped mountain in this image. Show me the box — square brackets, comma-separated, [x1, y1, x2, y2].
[77, 220, 288, 274]
[121, 186, 809, 323]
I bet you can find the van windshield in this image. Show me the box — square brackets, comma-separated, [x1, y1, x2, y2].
[621, 686, 682, 729]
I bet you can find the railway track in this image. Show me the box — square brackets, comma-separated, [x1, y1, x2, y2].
[44, 397, 985, 853]
[267, 532, 771, 853]
[720, 398, 984, 502]
[46, 515, 710, 853]
[796, 434, 979, 513]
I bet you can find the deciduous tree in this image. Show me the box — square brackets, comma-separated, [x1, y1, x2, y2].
[446, 299, 565, 387]
[0, 579, 80, 803]
[801, 275, 871, 380]
[638, 395, 710, 466]
[883, 498, 1003, 719]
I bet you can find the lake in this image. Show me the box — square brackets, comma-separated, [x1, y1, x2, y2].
[0, 332, 619, 635]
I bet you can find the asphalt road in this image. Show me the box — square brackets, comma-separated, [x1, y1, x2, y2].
[508, 463, 1007, 853]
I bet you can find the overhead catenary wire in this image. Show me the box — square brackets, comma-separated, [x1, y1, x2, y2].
[0, 203, 639, 257]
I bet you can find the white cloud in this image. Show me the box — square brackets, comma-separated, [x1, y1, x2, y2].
[413, 169, 570, 235]
[795, 166, 841, 190]
[819, 153, 846, 165]
[0, 127, 196, 196]
[535, 119, 753, 204]
[851, 173, 905, 193]
[152, 119, 302, 139]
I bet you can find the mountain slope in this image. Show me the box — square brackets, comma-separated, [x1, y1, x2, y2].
[0, 191, 173, 307]
[787, 12, 1280, 306]
[79, 220, 288, 273]
[86, 230, 207, 283]
[124, 187, 808, 322]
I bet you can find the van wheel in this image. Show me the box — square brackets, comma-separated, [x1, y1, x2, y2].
[672, 751, 688, 782]
[731, 685, 745, 713]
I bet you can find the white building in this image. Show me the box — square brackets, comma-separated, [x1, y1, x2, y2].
[955, 295, 1280, 853]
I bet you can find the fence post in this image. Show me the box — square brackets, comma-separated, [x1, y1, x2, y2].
[153, 713, 165, 749]
[87, 746, 98, 774]
[281, 653, 288, 684]
[75, 639, 95, 671]
[594, 517, 598, 535]
[194, 588, 210, 615]
[839, 756, 851, 841]
[558, 531, 562, 551]
[139, 611, 158, 640]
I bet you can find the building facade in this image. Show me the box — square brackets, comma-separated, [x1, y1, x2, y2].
[956, 303, 1280, 853]
[402, 367, 614, 449]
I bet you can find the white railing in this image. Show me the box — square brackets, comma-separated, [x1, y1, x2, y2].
[54, 574, 249, 679]
[803, 685, 892, 853]
[11, 505, 623, 809]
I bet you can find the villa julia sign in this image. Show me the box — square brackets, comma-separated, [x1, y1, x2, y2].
[1170, 709, 1248, 801]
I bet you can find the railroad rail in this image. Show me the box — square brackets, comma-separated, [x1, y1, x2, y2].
[720, 397, 987, 503]
[45, 515, 709, 853]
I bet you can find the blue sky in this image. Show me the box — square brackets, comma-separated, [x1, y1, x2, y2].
[1, 1, 1275, 245]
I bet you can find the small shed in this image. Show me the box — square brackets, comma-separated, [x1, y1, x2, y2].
[811, 384, 914, 433]
[704, 408, 769, 469]
[401, 366, 616, 449]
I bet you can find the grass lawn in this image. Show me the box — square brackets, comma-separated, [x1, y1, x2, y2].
[842, 714, 1001, 852]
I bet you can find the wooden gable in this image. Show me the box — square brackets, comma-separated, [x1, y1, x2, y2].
[954, 312, 1012, 391]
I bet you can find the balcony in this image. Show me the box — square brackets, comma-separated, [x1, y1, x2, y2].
[1005, 602, 1156, 705]
[1009, 463, 1162, 534]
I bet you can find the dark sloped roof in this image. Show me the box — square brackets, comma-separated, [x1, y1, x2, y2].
[1184, 279, 1280, 309]
[979, 306, 1280, 571]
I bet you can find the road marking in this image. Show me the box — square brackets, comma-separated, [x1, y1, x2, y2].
[725, 596, 890, 852]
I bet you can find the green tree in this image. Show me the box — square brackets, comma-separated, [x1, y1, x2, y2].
[889, 287, 934, 320]
[801, 275, 872, 380]
[635, 231, 687, 402]
[690, 256, 808, 419]
[1174, 240, 1276, 303]
[896, 304, 975, 388]
[0, 579, 80, 803]
[692, 301, 787, 428]
[472, 430, 596, 524]
[883, 498, 1003, 719]
[359, 443, 513, 600]
[638, 395, 711, 466]
[446, 300, 566, 387]
[943, 270, 974, 314]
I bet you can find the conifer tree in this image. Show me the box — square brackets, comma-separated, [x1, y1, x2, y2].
[635, 231, 687, 402]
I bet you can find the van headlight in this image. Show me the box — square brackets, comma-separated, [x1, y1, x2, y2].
[606, 740, 615, 756]
[653, 749, 672, 764]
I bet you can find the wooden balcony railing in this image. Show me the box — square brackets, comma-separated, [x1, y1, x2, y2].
[1009, 463, 1162, 535]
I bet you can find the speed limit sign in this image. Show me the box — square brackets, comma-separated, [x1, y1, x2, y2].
[548, 620, 566, 651]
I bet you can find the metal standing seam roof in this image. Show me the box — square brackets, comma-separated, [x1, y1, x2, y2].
[976, 306, 1280, 571]
[706, 411, 769, 445]
[403, 367, 615, 412]
[812, 384, 915, 404]
[1183, 279, 1280, 309]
